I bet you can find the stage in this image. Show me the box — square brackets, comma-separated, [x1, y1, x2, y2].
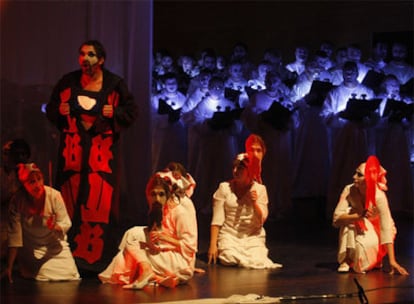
[1, 201, 413, 304]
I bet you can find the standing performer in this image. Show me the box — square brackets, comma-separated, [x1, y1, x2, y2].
[46, 40, 138, 273]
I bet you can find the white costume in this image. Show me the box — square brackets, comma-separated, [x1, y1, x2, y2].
[333, 184, 396, 273]
[211, 181, 281, 269]
[99, 200, 198, 284]
[285, 61, 306, 76]
[8, 186, 80, 281]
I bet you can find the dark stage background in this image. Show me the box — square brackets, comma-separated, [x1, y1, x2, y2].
[1, 0, 413, 228]
[153, 1, 413, 64]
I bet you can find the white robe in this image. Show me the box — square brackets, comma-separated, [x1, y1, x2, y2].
[285, 61, 306, 76]
[333, 184, 396, 273]
[8, 186, 80, 281]
[99, 201, 198, 284]
[211, 181, 282, 269]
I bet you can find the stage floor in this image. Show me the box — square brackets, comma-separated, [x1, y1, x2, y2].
[1, 202, 413, 304]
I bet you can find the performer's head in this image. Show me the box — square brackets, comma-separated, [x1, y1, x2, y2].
[391, 42, 407, 62]
[245, 134, 265, 183]
[161, 72, 179, 94]
[265, 71, 282, 91]
[146, 174, 173, 230]
[245, 134, 266, 162]
[294, 45, 309, 63]
[232, 153, 254, 183]
[342, 61, 358, 85]
[353, 155, 387, 196]
[380, 74, 400, 97]
[208, 77, 225, 98]
[78, 40, 106, 74]
[79, 40, 106, 60]
[17, 163, 45, 200]
[353, 162, 366, 191]
[227, 60, 244, 81]
[198, 69, 212, 90]
[146, 174, 172, 207]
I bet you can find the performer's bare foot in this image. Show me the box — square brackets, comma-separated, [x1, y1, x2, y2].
[194, 267, 205, 274]
[123, 263, 155, 290]
[123, 272, 155, 289]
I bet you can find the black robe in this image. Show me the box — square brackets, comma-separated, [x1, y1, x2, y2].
[46, 69, 138, 272]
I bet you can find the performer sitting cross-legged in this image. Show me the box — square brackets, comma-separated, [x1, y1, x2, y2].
[98, 173, 198, 289]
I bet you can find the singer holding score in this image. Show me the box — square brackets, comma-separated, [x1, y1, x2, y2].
[333, 155, 409, 275]
[208, 153, 282, 269]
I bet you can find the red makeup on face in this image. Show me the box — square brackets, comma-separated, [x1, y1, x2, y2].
[23, 172, 45, 199]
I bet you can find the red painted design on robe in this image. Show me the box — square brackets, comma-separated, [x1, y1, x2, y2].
[107, 91, 119, 106]
[59, 87, 78, 133]
[64, 116, 78, 133]
[73, 222, 104, 264]
[81, 173, 113, 223]
[63, 133, 82, 172]
[89, 135, 113, 173]
[61, 174, 80, 219]
[60, 87, 71, 103]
